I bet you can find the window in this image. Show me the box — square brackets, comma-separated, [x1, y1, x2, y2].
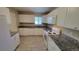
[47, 17, 53, 24]
[35, 16, 42, 25]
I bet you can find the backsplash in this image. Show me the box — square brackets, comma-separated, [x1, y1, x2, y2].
[62, 28, 79, 41]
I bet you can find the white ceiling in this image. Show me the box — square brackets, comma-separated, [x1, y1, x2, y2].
[14, 7, 56, 14]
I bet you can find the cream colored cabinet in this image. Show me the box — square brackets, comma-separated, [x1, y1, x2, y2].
[64, 8, 79, 30]
[43, 31, 60, 51]
[57, 8, 67, 27]
[47, 8, 58, 24]
[52, 7, 79, 30]
[48, 7, 67, 26]
[9, 9, 18, 32]
[48, 8, 58, 16]
[19, 15, 35, 23]
[47, 36, 60, 51]
[19, 28, 44, 36]
[0, 7, 11, 24]
[11, 33, 20, 50]
[14, 33, 20, 45]
[0, 7, 18, 32]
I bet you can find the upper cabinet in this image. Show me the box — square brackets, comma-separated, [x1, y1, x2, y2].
[43, 15, 56, 24]
[0, 7, 18, 32]
[19, 14, 35, 23]
[0, 7, 11, 24]
[48, 7, 79, 31]
[47, 8, 67, 25]
[9, 8, 18, 32]
[64, 8, 79, 30]
[56, 8, 67, 27]
[47, 8, 58, 24]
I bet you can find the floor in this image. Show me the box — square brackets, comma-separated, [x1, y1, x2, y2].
[16, 35, 47, 51]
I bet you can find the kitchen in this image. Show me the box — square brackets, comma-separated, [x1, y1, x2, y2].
[0, 7, 79, 51]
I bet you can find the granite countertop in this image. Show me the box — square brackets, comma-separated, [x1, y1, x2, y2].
[49, 34, 79, 51]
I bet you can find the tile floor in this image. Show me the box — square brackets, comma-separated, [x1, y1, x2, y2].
[16, 35, 47, 51]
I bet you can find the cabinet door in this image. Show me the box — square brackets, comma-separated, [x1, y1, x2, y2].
[43, 31, 48, 49]
[48, 8, 58, 24]
[0, 7, 11, 24]
[64, 8, 79, 30]
[57, 8, 67, 27]
[19, 28, 34, 36]
[47, 36, 60, 51]
[15, 33, 20, 45]
[47, 16, 56, 24]
[10, 9, 18, 32]
[19, 28, 43, 36]
[19, 15, 35, 23]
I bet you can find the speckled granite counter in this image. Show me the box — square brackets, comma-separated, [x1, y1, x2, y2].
[49, 34, 79, 51]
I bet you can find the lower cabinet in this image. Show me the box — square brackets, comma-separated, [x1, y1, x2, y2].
[11, 33, 20, 50]
[47, 36, 60, 51]
[19, 28, 44, 36]
[43, 31, 60, 51]
[64, 8, 79, 30]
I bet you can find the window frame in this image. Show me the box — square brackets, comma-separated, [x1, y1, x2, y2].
[35, 16, 43, 25]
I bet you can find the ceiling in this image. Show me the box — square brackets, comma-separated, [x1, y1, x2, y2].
[14, 7, 57, 14]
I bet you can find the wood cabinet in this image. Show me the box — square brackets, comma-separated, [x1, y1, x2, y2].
[0, 7, 11, 24]
[64, 8, 79, 30]
[19, 15, 35, 23]
[43, 31, 60, 51]
[9, 8, 18, 32]
[11, 33, 20, 50]
[47, 35, 60, 51]
[47, 8, 58, 24]
[0, 7, 18, 32]
[49, 7, 79, 30]
[57, 8, 67, 27]
[47, 36, 60, 51]
[19, 28, 44, 36]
